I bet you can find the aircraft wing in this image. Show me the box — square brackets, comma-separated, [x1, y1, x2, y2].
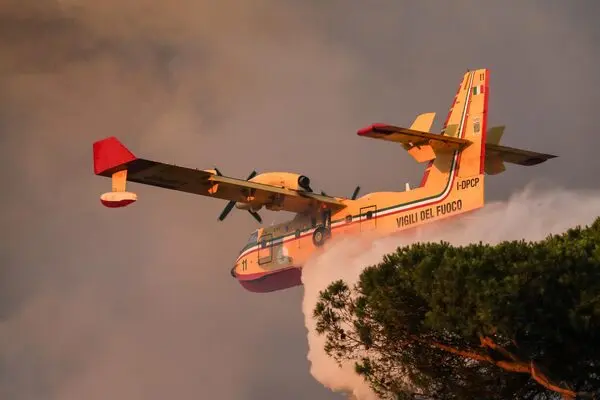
[357, 123, 472, 151]
[93, 137, 346, 214]
[485, 143, 557, 166]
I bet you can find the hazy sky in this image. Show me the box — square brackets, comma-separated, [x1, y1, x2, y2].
[1, 1, 599, 399]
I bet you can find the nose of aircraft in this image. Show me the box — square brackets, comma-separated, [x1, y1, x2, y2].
[231, 254, 243, 278]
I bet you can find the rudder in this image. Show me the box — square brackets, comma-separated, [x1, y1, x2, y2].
[456, 68, 489, 178]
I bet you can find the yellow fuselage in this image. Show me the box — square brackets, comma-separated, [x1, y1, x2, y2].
[232, 170, 484, 293]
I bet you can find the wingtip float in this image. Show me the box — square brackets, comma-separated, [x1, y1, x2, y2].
[92, 68, 558, 293]
[93, 136, 138, 208]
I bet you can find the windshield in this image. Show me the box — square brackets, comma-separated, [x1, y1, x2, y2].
[239, 231, 259, 255]
[247, 231, 258, 245]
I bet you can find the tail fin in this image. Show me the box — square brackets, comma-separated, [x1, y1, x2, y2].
[417, 69, 488, 191]
[454, 68, 489, 178]
[358, 68, 556, 190]
[428, 69, 557, 181]
[356, 69, 487, 173]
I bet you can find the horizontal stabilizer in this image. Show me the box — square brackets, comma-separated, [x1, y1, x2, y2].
[485, 143, 557, 166]
[357, 122, 472, 163]
[483, 126, 557, 175]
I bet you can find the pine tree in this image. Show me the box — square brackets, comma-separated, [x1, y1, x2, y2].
[314, 218, 600, 399]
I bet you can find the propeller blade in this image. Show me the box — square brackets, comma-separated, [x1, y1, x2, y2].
[351, 186, 361, 200]
[248, 210, 262, 223]
[217, 169, 261, 223]
[218, 200, 236, 221]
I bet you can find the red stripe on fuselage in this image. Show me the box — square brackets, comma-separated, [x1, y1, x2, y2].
[479, 70, 490, 174]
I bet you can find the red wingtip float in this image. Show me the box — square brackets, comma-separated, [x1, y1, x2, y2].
[100, 190, 137, 208]
[93, 137, 138, 208]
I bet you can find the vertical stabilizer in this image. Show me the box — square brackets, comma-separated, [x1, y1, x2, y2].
[456, 69, 489, 178]
[420, 69, 488, 186]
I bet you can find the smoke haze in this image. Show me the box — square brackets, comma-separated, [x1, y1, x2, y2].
[1, 1, 599, 399]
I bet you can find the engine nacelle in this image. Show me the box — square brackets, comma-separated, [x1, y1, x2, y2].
[248, 172, 313, 192]
[235, 202, 262, 212]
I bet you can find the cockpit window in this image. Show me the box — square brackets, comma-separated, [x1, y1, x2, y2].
[239, 231, 259, 255]
[247, 231, 258, 244]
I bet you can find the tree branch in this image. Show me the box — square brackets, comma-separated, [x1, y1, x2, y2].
[412, 335, 596, 399]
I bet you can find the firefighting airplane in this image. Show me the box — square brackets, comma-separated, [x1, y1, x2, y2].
[93, 68, 556, 293]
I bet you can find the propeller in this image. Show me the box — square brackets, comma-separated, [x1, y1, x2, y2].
[248, 211, 262, 223]
[217, 169, 262, 223]
[351, 186, 361, 200]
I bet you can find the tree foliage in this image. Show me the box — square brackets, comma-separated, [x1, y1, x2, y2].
[314, 217, 600, 399]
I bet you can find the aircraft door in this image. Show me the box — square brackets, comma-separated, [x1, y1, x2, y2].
[258, 233, 273, 265]
[359, 205, 377, 232]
